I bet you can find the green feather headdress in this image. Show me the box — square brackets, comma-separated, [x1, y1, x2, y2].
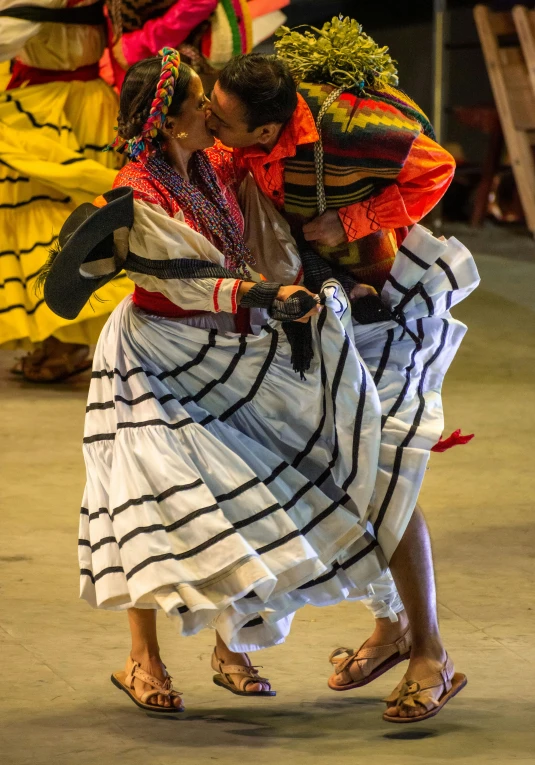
[274, 15, 398, 93]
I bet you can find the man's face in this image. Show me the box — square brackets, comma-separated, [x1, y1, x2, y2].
[207, 82, 268, 148]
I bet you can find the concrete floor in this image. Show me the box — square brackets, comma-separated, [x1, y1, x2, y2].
[1, 244, 534, 765]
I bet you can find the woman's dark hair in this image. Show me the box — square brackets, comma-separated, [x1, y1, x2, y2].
[218, 54, 297, 131]
[117, 57, 192, 142]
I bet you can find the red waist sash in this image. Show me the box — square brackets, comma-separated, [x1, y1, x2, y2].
[132, 286, 251, 333]
[132, 286, 209, 318]
[7, 60, 100, 89]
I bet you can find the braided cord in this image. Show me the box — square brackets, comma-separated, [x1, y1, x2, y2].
[108, 0, 123, 42]
[313, 85, 344, 215]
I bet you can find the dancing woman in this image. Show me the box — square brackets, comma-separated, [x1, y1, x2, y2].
[42, 47, 397, 714]
[43, 47, 478, 718]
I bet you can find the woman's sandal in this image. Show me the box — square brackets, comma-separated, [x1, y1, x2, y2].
[328, 628, 412, 691]
[382, 655, 467, 724]
[211, 649, 276, 697]
[111, 657, 184, 715]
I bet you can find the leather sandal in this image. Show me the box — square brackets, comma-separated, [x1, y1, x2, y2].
[111, 657, 184, 715]
[211, 649, 276, 697]
[382, 655, 467, 723]
[21, 338, 92, 383]
[328, 628, 412, 691]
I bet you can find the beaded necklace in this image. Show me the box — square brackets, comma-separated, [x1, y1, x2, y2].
[146, 152, 254, 277]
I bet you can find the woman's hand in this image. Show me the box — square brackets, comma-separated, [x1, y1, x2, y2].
[276, 285, 322, 323]
[237, 282, 322, 323]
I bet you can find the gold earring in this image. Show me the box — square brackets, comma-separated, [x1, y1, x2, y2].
[173, 131, 188, 140]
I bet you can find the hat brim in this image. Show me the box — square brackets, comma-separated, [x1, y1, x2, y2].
[44, 187, 134, 320]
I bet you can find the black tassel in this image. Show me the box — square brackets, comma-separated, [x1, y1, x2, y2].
[33, 238, 60, 296]
[282, 320, 314, 380]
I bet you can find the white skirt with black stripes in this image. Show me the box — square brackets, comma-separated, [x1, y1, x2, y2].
[78, 225, 480, 651]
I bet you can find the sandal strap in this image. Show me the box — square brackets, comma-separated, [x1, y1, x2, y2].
[211, 649, 271, 690]
[383, 656, 454, 711]
[330, 629, 412, 680]
[404, 656, 454, 694]
[217, 663, 261, 677]
[328, 646, 355, 665]
[125, 658, 181, 697]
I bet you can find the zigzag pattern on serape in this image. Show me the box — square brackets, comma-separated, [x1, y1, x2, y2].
[283, 82, 425, 285]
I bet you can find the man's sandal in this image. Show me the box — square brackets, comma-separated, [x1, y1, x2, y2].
[111, 657, 184, 715]
[382, 655, 467, 723]
[328, 629, 412, 691]
[211, 649, 276, 697]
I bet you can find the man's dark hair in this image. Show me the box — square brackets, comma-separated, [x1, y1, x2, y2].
[218, 54, 298, 131]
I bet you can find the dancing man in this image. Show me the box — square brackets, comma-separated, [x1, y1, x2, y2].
[207, 17, 476, 722]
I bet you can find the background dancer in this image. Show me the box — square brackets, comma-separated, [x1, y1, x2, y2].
[0, 0, 133, 382]
[106, 0, 252, 92]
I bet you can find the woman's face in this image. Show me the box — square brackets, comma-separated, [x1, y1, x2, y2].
[164, 73, 214, 152]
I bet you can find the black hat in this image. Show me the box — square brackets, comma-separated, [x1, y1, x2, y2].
[43, 187, 134, 320]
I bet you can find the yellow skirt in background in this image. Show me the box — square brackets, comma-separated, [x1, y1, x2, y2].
[0, 74, 132, 348]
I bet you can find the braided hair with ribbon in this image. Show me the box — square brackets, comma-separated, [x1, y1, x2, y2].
[110, 48, 254, 275]
[109, 46, 182, 157]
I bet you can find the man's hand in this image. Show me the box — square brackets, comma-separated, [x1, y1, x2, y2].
[302, 210, 347, 247]
[349, 283, 378, 300]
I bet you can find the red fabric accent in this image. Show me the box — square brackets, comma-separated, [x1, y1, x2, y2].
[431, 429, 474, 453]
[213, 278, 223, 312]
[235, 306, 250, 334]
[230, 279, 240, 313]
[7, 61, 100, 90]
[133, 285, 209, 319]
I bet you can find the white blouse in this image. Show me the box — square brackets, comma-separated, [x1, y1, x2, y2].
[126, 200, 243, 314]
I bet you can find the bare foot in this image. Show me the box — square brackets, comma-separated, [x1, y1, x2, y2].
[130, 652, 183, 710]
[329, 611, 410, 688]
